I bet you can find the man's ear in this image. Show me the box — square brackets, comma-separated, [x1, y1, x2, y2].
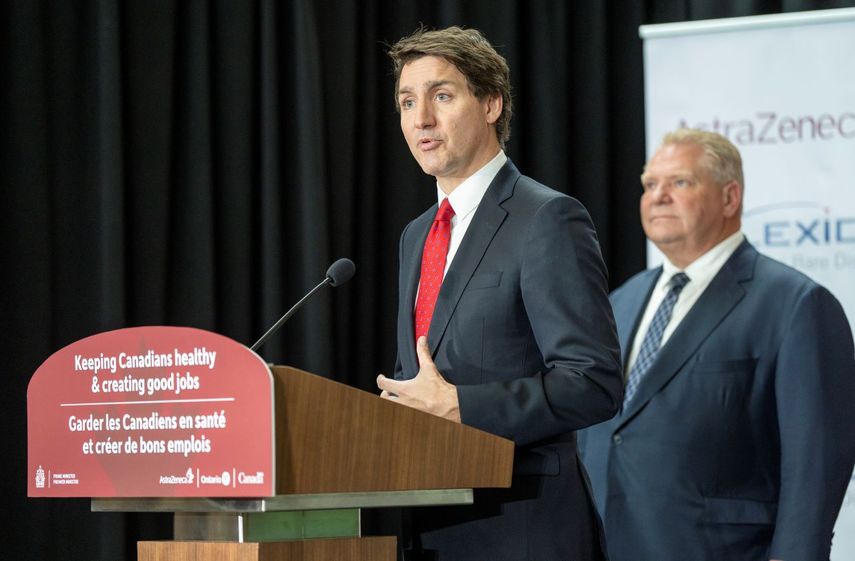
[722, 180, 742, 218]
[485, 93, 502, 125]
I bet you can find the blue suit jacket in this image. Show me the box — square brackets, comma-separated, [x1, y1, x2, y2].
[579, 240, 855, 561]
[394, 160, 623, 561]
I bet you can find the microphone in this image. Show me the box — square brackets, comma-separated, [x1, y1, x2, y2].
[249, 258, 356, 352]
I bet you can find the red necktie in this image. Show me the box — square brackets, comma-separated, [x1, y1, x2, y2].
[414, 198, 455, 342]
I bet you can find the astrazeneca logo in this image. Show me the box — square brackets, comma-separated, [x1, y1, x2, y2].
[743, 203, 855, 248]
[678, 111, 855, 145]
[159, 468, 195, 485]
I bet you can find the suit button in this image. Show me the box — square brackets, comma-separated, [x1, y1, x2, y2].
[612, 434, 623, 445]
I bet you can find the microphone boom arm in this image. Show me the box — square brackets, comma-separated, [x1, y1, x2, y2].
[249, 277, 332, 352]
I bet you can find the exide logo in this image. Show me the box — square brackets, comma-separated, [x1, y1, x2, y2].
[744, 203, 855, 247]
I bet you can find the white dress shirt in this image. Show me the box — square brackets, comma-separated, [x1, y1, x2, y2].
[624, 231, 745, 376]
[437, 150, 507, 277]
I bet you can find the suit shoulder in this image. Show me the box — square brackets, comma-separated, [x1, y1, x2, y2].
[747, 250, 832, 296]
[753, 251, 817, 285]
[746, 251, 849, 315]
[514, 174, 572, 201]
[510, 174, 591, 218]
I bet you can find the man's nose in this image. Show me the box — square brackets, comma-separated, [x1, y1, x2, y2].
[645, 183, 672, 203]
[415, 103, 435, 129]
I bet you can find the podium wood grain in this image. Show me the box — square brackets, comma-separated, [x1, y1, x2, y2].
[138, 537, 395, 561]
[272, 366, 514, 494]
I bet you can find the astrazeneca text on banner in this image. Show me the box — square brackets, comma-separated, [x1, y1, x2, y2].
[641, 8, 855, 560]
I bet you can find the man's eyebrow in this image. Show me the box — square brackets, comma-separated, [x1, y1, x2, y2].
[641, 171, 694, 181]
[424, 79, 455, 89]
[397, 80, 458, 96]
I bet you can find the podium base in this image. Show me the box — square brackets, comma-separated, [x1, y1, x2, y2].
[138, 537, 396, 561]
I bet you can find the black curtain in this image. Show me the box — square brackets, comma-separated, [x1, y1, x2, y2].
[2, 1, 852, 559]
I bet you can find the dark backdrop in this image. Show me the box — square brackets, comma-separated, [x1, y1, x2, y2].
[2, 1, 851, 559]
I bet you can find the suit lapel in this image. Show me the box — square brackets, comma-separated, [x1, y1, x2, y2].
[426, 161, 518, 354]
[616, 241, 757, 429]
[592, 269, 659, 434]
[617, 270, 661, 366]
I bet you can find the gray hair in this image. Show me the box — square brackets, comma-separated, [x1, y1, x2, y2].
[659, 128, 744, 191]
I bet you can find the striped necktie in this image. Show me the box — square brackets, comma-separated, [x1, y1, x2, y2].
[623, 272, 690, 407]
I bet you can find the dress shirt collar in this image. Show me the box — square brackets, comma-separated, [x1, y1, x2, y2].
[660, 231, 745, 289]
[436, 150, 507, 221]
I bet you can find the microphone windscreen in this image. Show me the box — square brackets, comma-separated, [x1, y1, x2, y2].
[326, 258, 356, 287]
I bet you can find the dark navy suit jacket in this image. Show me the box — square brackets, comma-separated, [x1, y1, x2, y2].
[579, 240, 855, 561]
[394, 160, 623, 561]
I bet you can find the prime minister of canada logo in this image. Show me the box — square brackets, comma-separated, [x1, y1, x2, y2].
[35, 465, 46, 489]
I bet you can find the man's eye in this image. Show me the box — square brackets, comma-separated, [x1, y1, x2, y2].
[436, 93, 450, 102]
[642, 181, 656, 191]
[401, 99, 415, 110]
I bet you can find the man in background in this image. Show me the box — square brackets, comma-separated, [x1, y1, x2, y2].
[376, 26, 622, 561]
[579, 128, 855, 561]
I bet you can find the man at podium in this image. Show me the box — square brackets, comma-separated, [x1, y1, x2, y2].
[377, 26, 623, 561]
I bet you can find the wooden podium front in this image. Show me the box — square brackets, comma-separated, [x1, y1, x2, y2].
[103, 366, 515, 560]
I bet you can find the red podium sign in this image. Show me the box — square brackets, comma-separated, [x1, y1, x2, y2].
[27, 327, 274, 497]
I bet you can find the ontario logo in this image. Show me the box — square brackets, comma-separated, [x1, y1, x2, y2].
[200, 470, 232, 487]
[35, 465, 46, 489]
[159, 468, 195, 485]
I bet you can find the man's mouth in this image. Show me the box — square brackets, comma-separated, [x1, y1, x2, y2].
[418, 138, 441, 151]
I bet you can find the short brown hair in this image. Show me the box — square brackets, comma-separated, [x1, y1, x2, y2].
[388, 26, 513, 147]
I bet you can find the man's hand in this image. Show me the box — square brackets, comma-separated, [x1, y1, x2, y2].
[377, 336, 461, 422]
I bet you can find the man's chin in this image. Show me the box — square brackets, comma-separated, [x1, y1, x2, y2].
[645, 231, 683, 250]
[417, 162, 448, 178]
[643, 221, 680, 238]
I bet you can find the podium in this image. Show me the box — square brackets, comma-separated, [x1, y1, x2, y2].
[28, 328, 514, 561]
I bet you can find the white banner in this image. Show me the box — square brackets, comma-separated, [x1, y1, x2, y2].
[641, 8, 855, 560]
